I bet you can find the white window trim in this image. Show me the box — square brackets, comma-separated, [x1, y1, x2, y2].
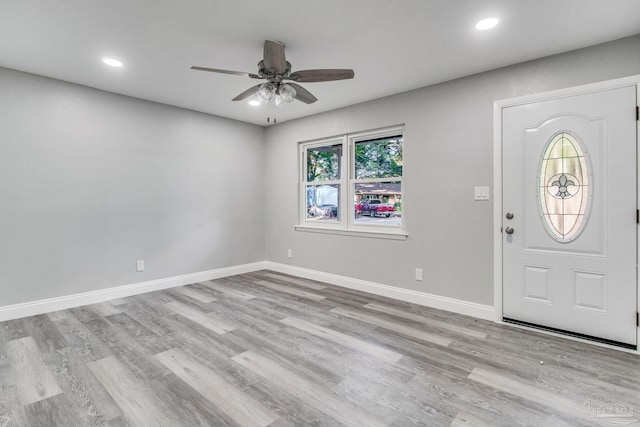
[297, 125, 406, 238]
[299, 136, 347, 231]
[293, 224, 408, 240]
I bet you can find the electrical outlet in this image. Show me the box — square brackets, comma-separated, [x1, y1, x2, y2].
[287, 249, 293, 259]
[415, 268, 423, 281]
[136, 260, 144, 272]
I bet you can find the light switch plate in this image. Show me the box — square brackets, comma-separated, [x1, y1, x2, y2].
[474, 186, 490, 201]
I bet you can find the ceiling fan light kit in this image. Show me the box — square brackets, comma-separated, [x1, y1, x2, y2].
[191, 40, 354, 106]
[257, 82, 276, 104]
[274, 83, 297, 106]
[257, 81, 296, 106]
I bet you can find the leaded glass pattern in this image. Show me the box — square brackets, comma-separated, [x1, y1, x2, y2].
[538, 132, 590, 242]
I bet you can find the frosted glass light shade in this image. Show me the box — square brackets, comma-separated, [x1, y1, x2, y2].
[258, 82, 276, 102]
[279, 83, 297, 103]
[274, 83, 297, 106]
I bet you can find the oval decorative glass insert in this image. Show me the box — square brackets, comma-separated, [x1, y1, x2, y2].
[538, 132, 590, 242]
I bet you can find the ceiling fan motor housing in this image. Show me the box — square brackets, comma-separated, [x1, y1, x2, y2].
[258, 60, 292, 81]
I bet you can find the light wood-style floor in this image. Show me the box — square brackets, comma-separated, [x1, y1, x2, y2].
[0, 270, 638, 426]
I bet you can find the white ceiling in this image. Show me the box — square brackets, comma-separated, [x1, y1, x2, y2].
[1, 1, 639, 126]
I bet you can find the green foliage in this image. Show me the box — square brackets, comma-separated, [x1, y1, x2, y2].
[306, 138, 403, 182]
[355, 138, 403, 179]
[307, 145, 341, 181]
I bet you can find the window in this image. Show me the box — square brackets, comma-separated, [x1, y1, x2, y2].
[299, 125, 405, 237]
[304, 142, 343, 223]
[538, 131, 591, 242]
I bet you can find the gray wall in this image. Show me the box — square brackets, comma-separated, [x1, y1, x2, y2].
[0, 67, 265, 306]
[2, 34, 638, 310]
[263, 35, 640, 306]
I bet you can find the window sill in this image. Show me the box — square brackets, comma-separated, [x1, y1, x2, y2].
[294, 225, 408, 240]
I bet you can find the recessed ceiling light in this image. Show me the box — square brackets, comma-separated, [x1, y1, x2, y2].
[476, 18, 499, 30]
[102, 58, 123, 67]
[248, 100, 261, 106]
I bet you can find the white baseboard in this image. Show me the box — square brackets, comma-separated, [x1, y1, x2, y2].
[0, 261, 266, 322]
[264, 262, 495, 321]
[0, 260, 494, 323]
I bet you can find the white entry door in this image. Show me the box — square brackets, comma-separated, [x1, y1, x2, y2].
[502, 86, 637, 347]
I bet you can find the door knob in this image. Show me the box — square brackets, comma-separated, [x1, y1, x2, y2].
[505, 226, 514, 235]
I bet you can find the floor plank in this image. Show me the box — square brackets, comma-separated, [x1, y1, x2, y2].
[202, 279, 257, 300]
[44, 346, 122, 424]
[156, 348, 279, 427]
[81, 316, 170, 381]
[467, 367, 591, 420]
[88, 302, 123, 318]
[363, 302, 488, 339]
[87, 356, 185, 426]
[23, 314, 69, 354]
[449, 411, 493, 427]
[262, 272, 328, 290]
[172, 285, 218, 303]
[330, 306, 452, 346]
[46, 310, 70, 322]
[280, 316, 403, 364]
[232, 350, 387, 427]
[0, 349, 28, 426]
[24, 392, 95, 427]
[253, 280, 327, 301]
[164, 300, 237, 334]
[5, 337, 62, 405]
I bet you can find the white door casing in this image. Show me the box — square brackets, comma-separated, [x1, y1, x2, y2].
[501, 85, 637, 346]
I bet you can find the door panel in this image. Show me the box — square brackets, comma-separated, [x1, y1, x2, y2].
[502, 86, 637, 346]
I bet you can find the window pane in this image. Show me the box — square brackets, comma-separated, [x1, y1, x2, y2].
[354, 136, 403, 179]
[307, 144, 342, 182]
[538, 132, 590, 242]
[354, 182, 401, 226]
[306, 184, 340, 222]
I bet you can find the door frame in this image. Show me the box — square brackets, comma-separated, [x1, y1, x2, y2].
[493, 74, 640, 352]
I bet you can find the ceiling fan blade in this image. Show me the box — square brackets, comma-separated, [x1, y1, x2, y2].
[191, 66, 261, 79]
[232, 85, 261, 101]
[287, 69, 355, 83]
[287, 83, 317, 104]
[263, 40, 287, 74]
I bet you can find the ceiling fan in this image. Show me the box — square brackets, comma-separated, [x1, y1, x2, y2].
[191, 40, 354, 105]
